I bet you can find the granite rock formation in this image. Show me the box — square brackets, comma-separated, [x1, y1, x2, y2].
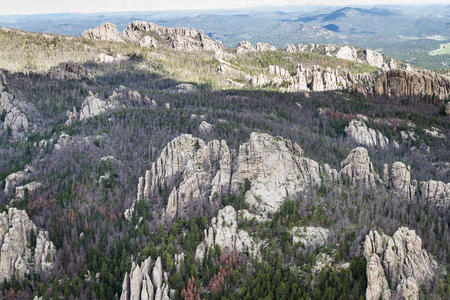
[195, 206, 259, 263]
[345, 119, 393, 150]
[123, 21, 222, 52]
[120, 256, 171, 300]
[364, 227, 438, 300]
[82, 23, 123, 42]
[291, 226, 329, 250]
[0, 208, 56, 282]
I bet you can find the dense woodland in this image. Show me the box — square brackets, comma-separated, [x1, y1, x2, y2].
[0, 30, 448, 299]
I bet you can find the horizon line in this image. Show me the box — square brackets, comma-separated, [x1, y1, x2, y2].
[0, 3, 449, 17]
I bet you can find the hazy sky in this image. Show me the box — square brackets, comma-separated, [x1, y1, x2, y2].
[0, 0, 448, 15]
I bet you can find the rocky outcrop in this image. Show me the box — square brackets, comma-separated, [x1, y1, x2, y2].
[47, 62, 92, 80]
[0, 92, 37, 139]
[195, 206, 259, 263]
[123, 21, 222, 52]
[98, 53, 126, 63]
[389, 162, 417, 201]
[285, 64, 352, 92]
[198, 121, 214, 135]
[364, 227, 438, 300]
[340, 147, 379, 187]
[127, 133, 392, 221]
[374, 69, 450, 102]
[249, 74, 270, 88]
[139, 36, 158, 48]
[420, 180, 449, 207]
[335, 45, 358, 61]
[291, 226, 329, 250]
[15, 181, 42, 199]
[4, 165, 33, 194]
[79, 91, 119, 121]
[255, 42, 277, 52]
[236, 41, 256, 54]
[82, 23, 123, 42]
[345, 119, 394, 150]
[167, 83, 198, 94]
[365, 49, 384, 69]
[127, 134, 231, 220]
[65, 106, 78, 126]
[285, 43, 393, 70]
[236, 41, 277, 53]
[232, 132, 321, 215]
[0, 208, 56, 281]
[120, 256, 171, 300]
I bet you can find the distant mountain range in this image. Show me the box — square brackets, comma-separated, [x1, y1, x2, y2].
[0, 5, 449, 69]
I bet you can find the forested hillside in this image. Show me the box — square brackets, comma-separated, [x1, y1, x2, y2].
[0, 22, 448, 299]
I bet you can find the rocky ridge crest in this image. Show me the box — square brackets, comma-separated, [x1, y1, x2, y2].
[82, 21, 223, 52]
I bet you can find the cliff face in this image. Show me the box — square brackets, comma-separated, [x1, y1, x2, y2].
[127, 132, 448, 224]
[82, 21, 223, 52]
[364, 227, 438, 300]
[374, 69, 450, 102]
[0, 208, 56, 282]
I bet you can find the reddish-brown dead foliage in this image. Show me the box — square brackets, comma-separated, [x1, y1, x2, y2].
[181, 277, 201, 300]
[207, 251, 243, 294]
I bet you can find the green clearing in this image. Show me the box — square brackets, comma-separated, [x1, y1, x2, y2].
[429, 43, 450, 56]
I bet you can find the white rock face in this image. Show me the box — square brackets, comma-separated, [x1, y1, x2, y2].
[65, 106, 78, 126]
[128, 134, 231, 220]
[286, 64, 351, 92]
[285, 43, 393, 70]
[345, 120, 392, 150]
[420, 180, 449, 207]
[195, 206, 260, 263]
[0, 208, 55, 282]
[249, 74, 270, 88]
[198, 121, 214, 135]
[79, 91, 119, 121]
[139, 36, 158, 48]
[335, 46, 358, 61]
[340, 147, 379, 187]
[127, 133, 393, 222]
[0, 92, 37, 139]
[123, 21, 222, 52]
[120, 256, 170, 300]
[291, 226, 329, 250]
[311, 253, 333, 275]
[389, 162, 417, 201]
[4, 165, 33, 194]
[255, 42, 277, 52]
[363, 227, 438, 300]
[236, 41, 256, 54]
[82, 23, 123, 42]
[365, 49, 384, 69]
[232, 132, 321, 215]
[15, 181, 42, 199]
